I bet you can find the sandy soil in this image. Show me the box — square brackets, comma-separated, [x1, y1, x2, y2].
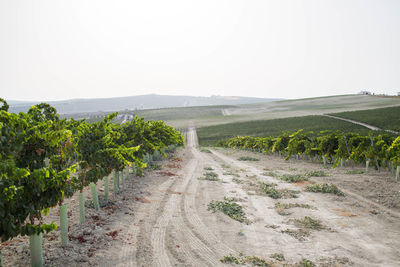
[1, 127, 400, 266]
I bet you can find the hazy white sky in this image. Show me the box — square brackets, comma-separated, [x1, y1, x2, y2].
[1, 0, 399, 101]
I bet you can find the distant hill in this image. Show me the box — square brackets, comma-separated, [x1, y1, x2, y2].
[7, 94, 279, 114]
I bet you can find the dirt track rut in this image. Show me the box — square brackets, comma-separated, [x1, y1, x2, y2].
[117, 127, 400, 267]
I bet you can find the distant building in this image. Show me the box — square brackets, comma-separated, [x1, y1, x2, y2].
[359, 90, 372, 95]
[398, 92, 400, 96]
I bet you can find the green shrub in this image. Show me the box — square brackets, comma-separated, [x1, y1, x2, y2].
[305, 183, 345, 196]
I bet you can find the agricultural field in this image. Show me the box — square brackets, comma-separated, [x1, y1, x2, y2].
[197, 115, 375, 146]
[329, 105, 400, 132]
[112, 94, 400, 128]
[2, 96, 400, 267]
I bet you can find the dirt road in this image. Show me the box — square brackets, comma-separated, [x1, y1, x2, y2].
[2, 127, 399, 266]
[323, 114, 400, 135]
[115, 127, 400, 266]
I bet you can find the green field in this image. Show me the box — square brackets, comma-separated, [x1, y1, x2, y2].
[197, 115, 375, 146]
[329, 105, 400, 132]
[131, 105, 229, 122]
[124, 95, 400, 128]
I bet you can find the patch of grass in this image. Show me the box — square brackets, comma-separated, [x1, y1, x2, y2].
[305, 183, 345, 196]
[223, 171, 240, 177]
[220, 254, 270, 266]
[275, 202, 315, 210]
[204, 166, 214, 170]
[260, 182, 281, 199]
[262, 171, 278, 177]
[232, 177, 244, 184]
[270, 253, 285, 261]
[237, 156, 259, 161]
[224, 196, 245, 202]
[289, 167, 297, 171]
[276, 209, 292, 216]
[280, 174, 308, 183]
[281, 228, 310, 241]
[293, 216, 324, 230]
[199, 171, 219, 181]
[221, 163, 231, 169]
[265, 224, 279, 229]
[306, 170, 328, 177]
[237, 230, 244, 236]
[208, 199, 250, 224]
[345, 169, 365, 174]
[260, 183, 299, 199]
[199, 147, 212, 153]
[299, 258, 315, 267]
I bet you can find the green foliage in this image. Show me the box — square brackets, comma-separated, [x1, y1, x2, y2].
[199, 171, 219, 181]
[197, 115, 372, 146]
[215, 128, 398, 170]
[293, 216, 323, 230]
[208, 199, 250, 224]
[306, 170, 328, 177]
[220, 254, 270, 266]
[260, 183, 299, 199]
[280, 174, 308, 183]
[306, 183, 345, 196]
[237, 156, 259, 161]
[270, 253, 285, 261]
[299, 258, 315, 267]
[0, 99, 184, 243]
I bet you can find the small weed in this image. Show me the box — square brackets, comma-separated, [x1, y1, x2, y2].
[281, 228, 310, 241]
[276, 209, 292, 216]
[306, 183, 345, 196]
[199, 147, 212, 153]
[306, 170, 328, 177]
[293, 216, 323, 230]
[204, 166, 214, 171]
[280, 174, 308, 183]
[270, 253, 285, 261]
[238, 156, 259, 161]
[220, 254, 241, 264]
[237, 230, 245, 236]
[260, 183, 299, 199]
[289, 167, 297, 171]
[262, 171, 278, 177]
[299, 258, 315, 267]
[223, 171, 240, 177]
[221, 164, 231, 169]
[199, 171, 219, 181]
[260, 183, 281, 199]
[232, 177, 244, 184]
[345, 169, 365, 174]
[220, 254, 270, 266]
[208, 199, 250, 224]
[275, 202, 315, 210]
[265, 224, 279, 229]
[224, 196, 245, 202]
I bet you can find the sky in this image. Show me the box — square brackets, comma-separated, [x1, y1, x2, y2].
[0, 0, 399, 101]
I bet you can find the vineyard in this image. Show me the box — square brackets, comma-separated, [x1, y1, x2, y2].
[217, 129, 400, 177]
[197, 115, 379, 146]
[0, 98, 184, 267]
[329, 105, 400, 132]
